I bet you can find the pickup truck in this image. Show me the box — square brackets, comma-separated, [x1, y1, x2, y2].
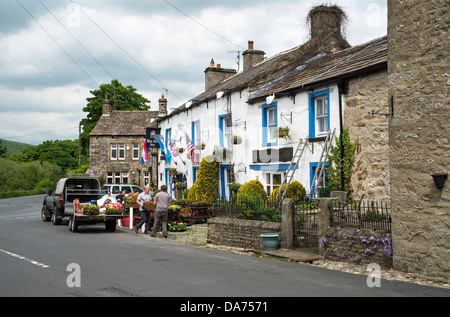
[41, 177, 122, 232]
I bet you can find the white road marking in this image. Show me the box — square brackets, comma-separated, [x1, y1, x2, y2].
[0, 248, 50, 269]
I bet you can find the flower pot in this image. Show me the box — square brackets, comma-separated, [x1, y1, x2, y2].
[260, 233, 280, 251]
[121, 217, 135, 227]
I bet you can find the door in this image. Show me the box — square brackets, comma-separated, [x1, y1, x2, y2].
[220, 165, 232, 200]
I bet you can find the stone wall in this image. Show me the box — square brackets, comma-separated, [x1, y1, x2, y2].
[388, 0, 449, 278]
[344, 70, 390, 202]
[207, 217, 281, 250]
[320, 227, 392, 269]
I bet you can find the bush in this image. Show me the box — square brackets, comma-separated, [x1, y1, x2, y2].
[187, 155, 219, 201]
[269, 181, 306, 202]
[237, 179, 266, 200]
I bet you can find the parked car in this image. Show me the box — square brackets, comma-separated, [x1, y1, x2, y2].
[100, 184, 143, 197]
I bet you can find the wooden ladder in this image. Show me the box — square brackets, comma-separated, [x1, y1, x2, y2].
[309, 128, 336, 199]
[275, 138, 308, 208]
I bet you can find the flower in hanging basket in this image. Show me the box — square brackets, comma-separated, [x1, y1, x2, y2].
[178, 148, 184, 153]
[175, 182, 186, 190]
[231, 135, 242, 145]
[169, 168, 178, 175]
[150, 150, 158, 157]
[275, 127, 290, 140]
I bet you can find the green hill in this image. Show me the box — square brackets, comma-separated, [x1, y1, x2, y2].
[0, 139, 33, 155]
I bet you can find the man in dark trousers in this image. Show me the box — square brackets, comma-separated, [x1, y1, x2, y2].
[136, 185, 152, 234]
[151, 185, 171, 238]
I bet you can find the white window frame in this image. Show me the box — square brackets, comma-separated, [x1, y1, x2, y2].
[267, 107, 277, 144]
[264, 172, 283, 196]
[315, 95, 328, 136]
[118, 144, 125, 160]
[110, 143, 117, 160]
[132, 143, 139, 160]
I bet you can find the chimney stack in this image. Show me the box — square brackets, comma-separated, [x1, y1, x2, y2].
[158, 94, 167, 116]
[102, 92, 112, 116]
[307, 5, 347, 45]
[242, 40, 265, 71]
[204, 59, 237, 91]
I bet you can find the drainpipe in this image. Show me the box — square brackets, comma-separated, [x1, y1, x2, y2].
[337, 80, 348, 192]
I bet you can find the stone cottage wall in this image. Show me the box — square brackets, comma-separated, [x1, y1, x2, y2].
[344, 70, 390, 202]
[388, 0, 449, 278]
[90, 135, 156, 186]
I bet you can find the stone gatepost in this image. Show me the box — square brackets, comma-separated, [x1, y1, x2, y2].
[317, 198, 333, 255]
[281, 198, 294, 249]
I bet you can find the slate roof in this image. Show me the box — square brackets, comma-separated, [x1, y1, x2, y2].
[156, 35, 387, 122]
[90, 110, 159, 136]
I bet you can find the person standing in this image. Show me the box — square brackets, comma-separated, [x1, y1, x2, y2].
[151, 185, 171, 238]
[136, 185, 152, 234]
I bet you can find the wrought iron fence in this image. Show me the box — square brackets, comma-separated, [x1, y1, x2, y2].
[294, 201, 320, 254]
[212, 196, 282, 222]
[331, 200, 391, 231]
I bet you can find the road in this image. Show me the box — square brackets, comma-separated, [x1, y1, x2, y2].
[0, 195, 448, 303]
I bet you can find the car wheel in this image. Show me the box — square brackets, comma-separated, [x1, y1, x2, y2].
[41, 205, 51, 222]
[52, 207, 62, 225]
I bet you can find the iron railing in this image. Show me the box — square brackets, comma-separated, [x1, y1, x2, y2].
[331, 200, 391, 231]
[212, 196, 282, 222]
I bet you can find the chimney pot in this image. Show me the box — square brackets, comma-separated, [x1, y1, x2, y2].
[210, 58, 215, 67]
[242, 41, 265, 71]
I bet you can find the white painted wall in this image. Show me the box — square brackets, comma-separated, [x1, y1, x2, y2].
[158, 83, 341, 199]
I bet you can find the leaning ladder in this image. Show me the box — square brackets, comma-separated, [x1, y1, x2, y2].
[275, 138, 308, 208]
[309, 128, 336, 199]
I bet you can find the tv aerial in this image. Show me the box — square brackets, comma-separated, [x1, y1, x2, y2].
[227, 51, 240, 71]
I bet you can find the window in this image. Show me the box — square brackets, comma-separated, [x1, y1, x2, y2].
[264, 172, 283, 196]
[132, 143, 139, 160]
[118, 144, 125, 160]
[114, 172, 121, 184]
[144, 172, 149, 186]
[192, 120, 201, 146]
[309, 89, 330, 138]
[122, 172, 128, 184]
[106, 172, 113, 184]
[219, 114, 231, 148]
[110, 144, 117, 160]
[262, 103, 277, 146]
[165, 128, 172, 151]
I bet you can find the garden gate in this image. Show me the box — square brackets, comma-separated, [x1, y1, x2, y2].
[294, 202, 319, 254]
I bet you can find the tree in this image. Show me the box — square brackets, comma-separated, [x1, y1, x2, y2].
[21, 140, 79, 172]
[328, 128, 356, 198]
[79, 79, 151, 156]
[0, 140, 6, 157]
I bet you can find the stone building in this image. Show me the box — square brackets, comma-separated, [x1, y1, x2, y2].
[89, 93, 164, 187]
[388, 0, 449, 278]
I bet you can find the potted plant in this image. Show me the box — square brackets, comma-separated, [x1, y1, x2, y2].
[232, 135, 242, 145]
[179, 207, 192, 219]
[175, 182, 186, 190]
[178, 148, 184, 153]
[82, 204, 99, 215]
[150, 150, 158, 157]
[169, 168, 178, 175]
[276, 127, 290, 139]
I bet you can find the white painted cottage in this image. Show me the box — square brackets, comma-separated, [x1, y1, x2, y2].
[155, 5, 388, 201]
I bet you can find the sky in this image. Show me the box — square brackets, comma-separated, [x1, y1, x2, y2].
[0, 0, 387, 146]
